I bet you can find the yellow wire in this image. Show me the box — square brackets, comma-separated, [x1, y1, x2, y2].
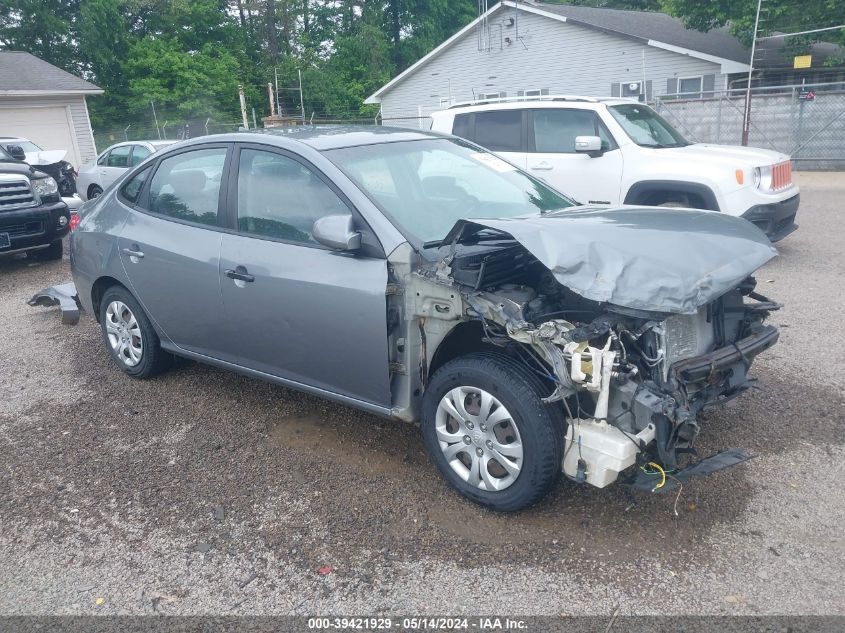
[646, 461, 666, 490]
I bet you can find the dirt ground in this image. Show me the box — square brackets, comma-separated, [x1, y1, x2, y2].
[0, 172, 843, 616]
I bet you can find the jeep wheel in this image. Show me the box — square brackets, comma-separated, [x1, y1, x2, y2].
[421, 353, 564, 511]
[99, 286, 171, 378]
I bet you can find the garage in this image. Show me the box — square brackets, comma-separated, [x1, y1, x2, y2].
[0, 51, 102, 169]
[0, 106, 79, 165]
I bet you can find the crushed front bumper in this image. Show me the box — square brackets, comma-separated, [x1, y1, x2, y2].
[742, 194, 799, 242]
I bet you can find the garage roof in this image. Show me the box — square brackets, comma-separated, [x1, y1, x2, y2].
[0, 51, 102, 96]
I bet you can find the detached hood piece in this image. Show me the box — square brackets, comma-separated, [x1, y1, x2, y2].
[24, 150, 67, 166]
[445, 207, 777, 314]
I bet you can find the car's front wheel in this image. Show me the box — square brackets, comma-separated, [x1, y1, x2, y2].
[88, 184, 103, 199]
[99, 286, 171, 378]
[421, 353, 564, 511]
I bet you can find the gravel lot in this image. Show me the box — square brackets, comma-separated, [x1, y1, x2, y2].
[0, 171, 843, 617]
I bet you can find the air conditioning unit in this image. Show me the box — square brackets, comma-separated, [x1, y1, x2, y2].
[621, 82, 642, 97]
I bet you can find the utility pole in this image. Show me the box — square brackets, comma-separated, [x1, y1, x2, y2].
[238, 84, 249, 129]
[274, 66, 281, 115]
[298, 68, 305, 120]
[742, 0, 763, 146]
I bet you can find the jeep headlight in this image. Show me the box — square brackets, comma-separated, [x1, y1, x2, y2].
[753, 165, 772, 191]
[32, 176, 59, 198]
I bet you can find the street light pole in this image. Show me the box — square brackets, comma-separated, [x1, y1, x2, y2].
[742, 0, 763, 146]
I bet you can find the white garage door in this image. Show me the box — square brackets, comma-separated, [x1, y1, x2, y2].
[0, 106, 79, 166]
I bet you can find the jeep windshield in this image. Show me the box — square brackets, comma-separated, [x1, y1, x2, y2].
[608, 104, 689, 148]
[326, 138, 575, 246]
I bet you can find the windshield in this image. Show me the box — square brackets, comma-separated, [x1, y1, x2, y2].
[4, 140, 43, 153]
[608, 104, 688, 148]
[326, 138, 575, 245]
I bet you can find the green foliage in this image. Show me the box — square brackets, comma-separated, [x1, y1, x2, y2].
[661, 0, 845, 51]
[0, 0, 80, 71]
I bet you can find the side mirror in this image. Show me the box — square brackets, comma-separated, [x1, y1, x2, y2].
[313, 214, 361, 251]
[574, 136, 603, 157]
[7, 145, 26, 161]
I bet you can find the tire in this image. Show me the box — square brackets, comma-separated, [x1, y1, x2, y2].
[421, 352, 565, 512]
[98, 285, 171, 378]
[30, 239, 63, 261]
[88, 185, 103, 199]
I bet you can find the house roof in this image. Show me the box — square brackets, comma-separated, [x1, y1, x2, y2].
[537, 4, 843, 70]
[0, 51, 102, 96]
[535, 3, 750, 64]
[366, 1, 754, 103]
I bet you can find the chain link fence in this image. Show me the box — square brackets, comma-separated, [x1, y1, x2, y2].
[93, 120, 244, 153]
[654, 82, 845, 170]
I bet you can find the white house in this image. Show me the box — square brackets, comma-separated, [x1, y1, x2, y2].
[366, 1, 752, 126]
[0, 51, 102, 167]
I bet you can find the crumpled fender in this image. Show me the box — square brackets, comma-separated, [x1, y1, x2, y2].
[442, 207, 777, 314]
[27, 282, 80, 325]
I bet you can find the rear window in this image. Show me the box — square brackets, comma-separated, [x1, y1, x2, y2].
[474, 110, 522, 152]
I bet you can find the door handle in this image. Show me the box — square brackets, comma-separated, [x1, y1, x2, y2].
[530, 162, 554, 171]
[225, 267, 255, 283]
[121, 246, 144, 259]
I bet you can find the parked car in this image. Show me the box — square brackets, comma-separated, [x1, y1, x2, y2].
[69, 128, 780, 511]
[0, 136, 83, 213]
[0, 143, 70, 260]
[430, 96, 799, 241]
[76, 140, 175, 201]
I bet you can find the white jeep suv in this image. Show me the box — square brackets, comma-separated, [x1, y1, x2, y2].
[430, 97, 799, 241]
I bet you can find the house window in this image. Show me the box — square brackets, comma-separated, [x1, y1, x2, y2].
[678, 76, 703, 98]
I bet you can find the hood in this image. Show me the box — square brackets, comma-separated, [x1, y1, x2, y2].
[659, 143, 788, 167]
[24, 150, 67, 166]
[443, 207, 777, 315]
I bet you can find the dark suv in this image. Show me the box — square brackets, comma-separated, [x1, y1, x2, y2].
[0, 144, 70, 260]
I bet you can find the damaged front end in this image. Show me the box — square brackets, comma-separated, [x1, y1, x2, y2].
[412, 212, 780, 490]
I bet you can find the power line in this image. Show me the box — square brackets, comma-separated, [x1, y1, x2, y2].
[758, 24, 845, 40]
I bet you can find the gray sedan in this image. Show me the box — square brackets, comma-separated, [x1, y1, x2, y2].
[70, 127, 780, 511]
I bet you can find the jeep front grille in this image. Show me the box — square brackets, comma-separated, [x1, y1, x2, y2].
[0, 175, 37, 211]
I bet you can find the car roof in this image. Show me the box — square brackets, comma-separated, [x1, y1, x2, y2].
[222, 126, 443, 151]
[434, 96, 638, 116]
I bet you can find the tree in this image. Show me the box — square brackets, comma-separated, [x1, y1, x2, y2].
[0, 0, 80, 72]
[661, 0, 845, 54]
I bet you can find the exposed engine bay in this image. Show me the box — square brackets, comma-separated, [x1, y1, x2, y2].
[391, 219, 780, 490]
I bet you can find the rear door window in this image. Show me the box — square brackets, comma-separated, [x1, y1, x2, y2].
[146, 147, 227, 226]
[473, 110, 523, 152]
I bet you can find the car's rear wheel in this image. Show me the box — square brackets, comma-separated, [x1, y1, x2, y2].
[30, 239, 63, 261]
[99, 286, 171, 378]
[88, 185, 103, 199]
[421, 352, 564, 512]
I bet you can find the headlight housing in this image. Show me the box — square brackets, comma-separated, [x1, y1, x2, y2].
[753, 165, 773, 191]
[31, 176, 59, 198]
